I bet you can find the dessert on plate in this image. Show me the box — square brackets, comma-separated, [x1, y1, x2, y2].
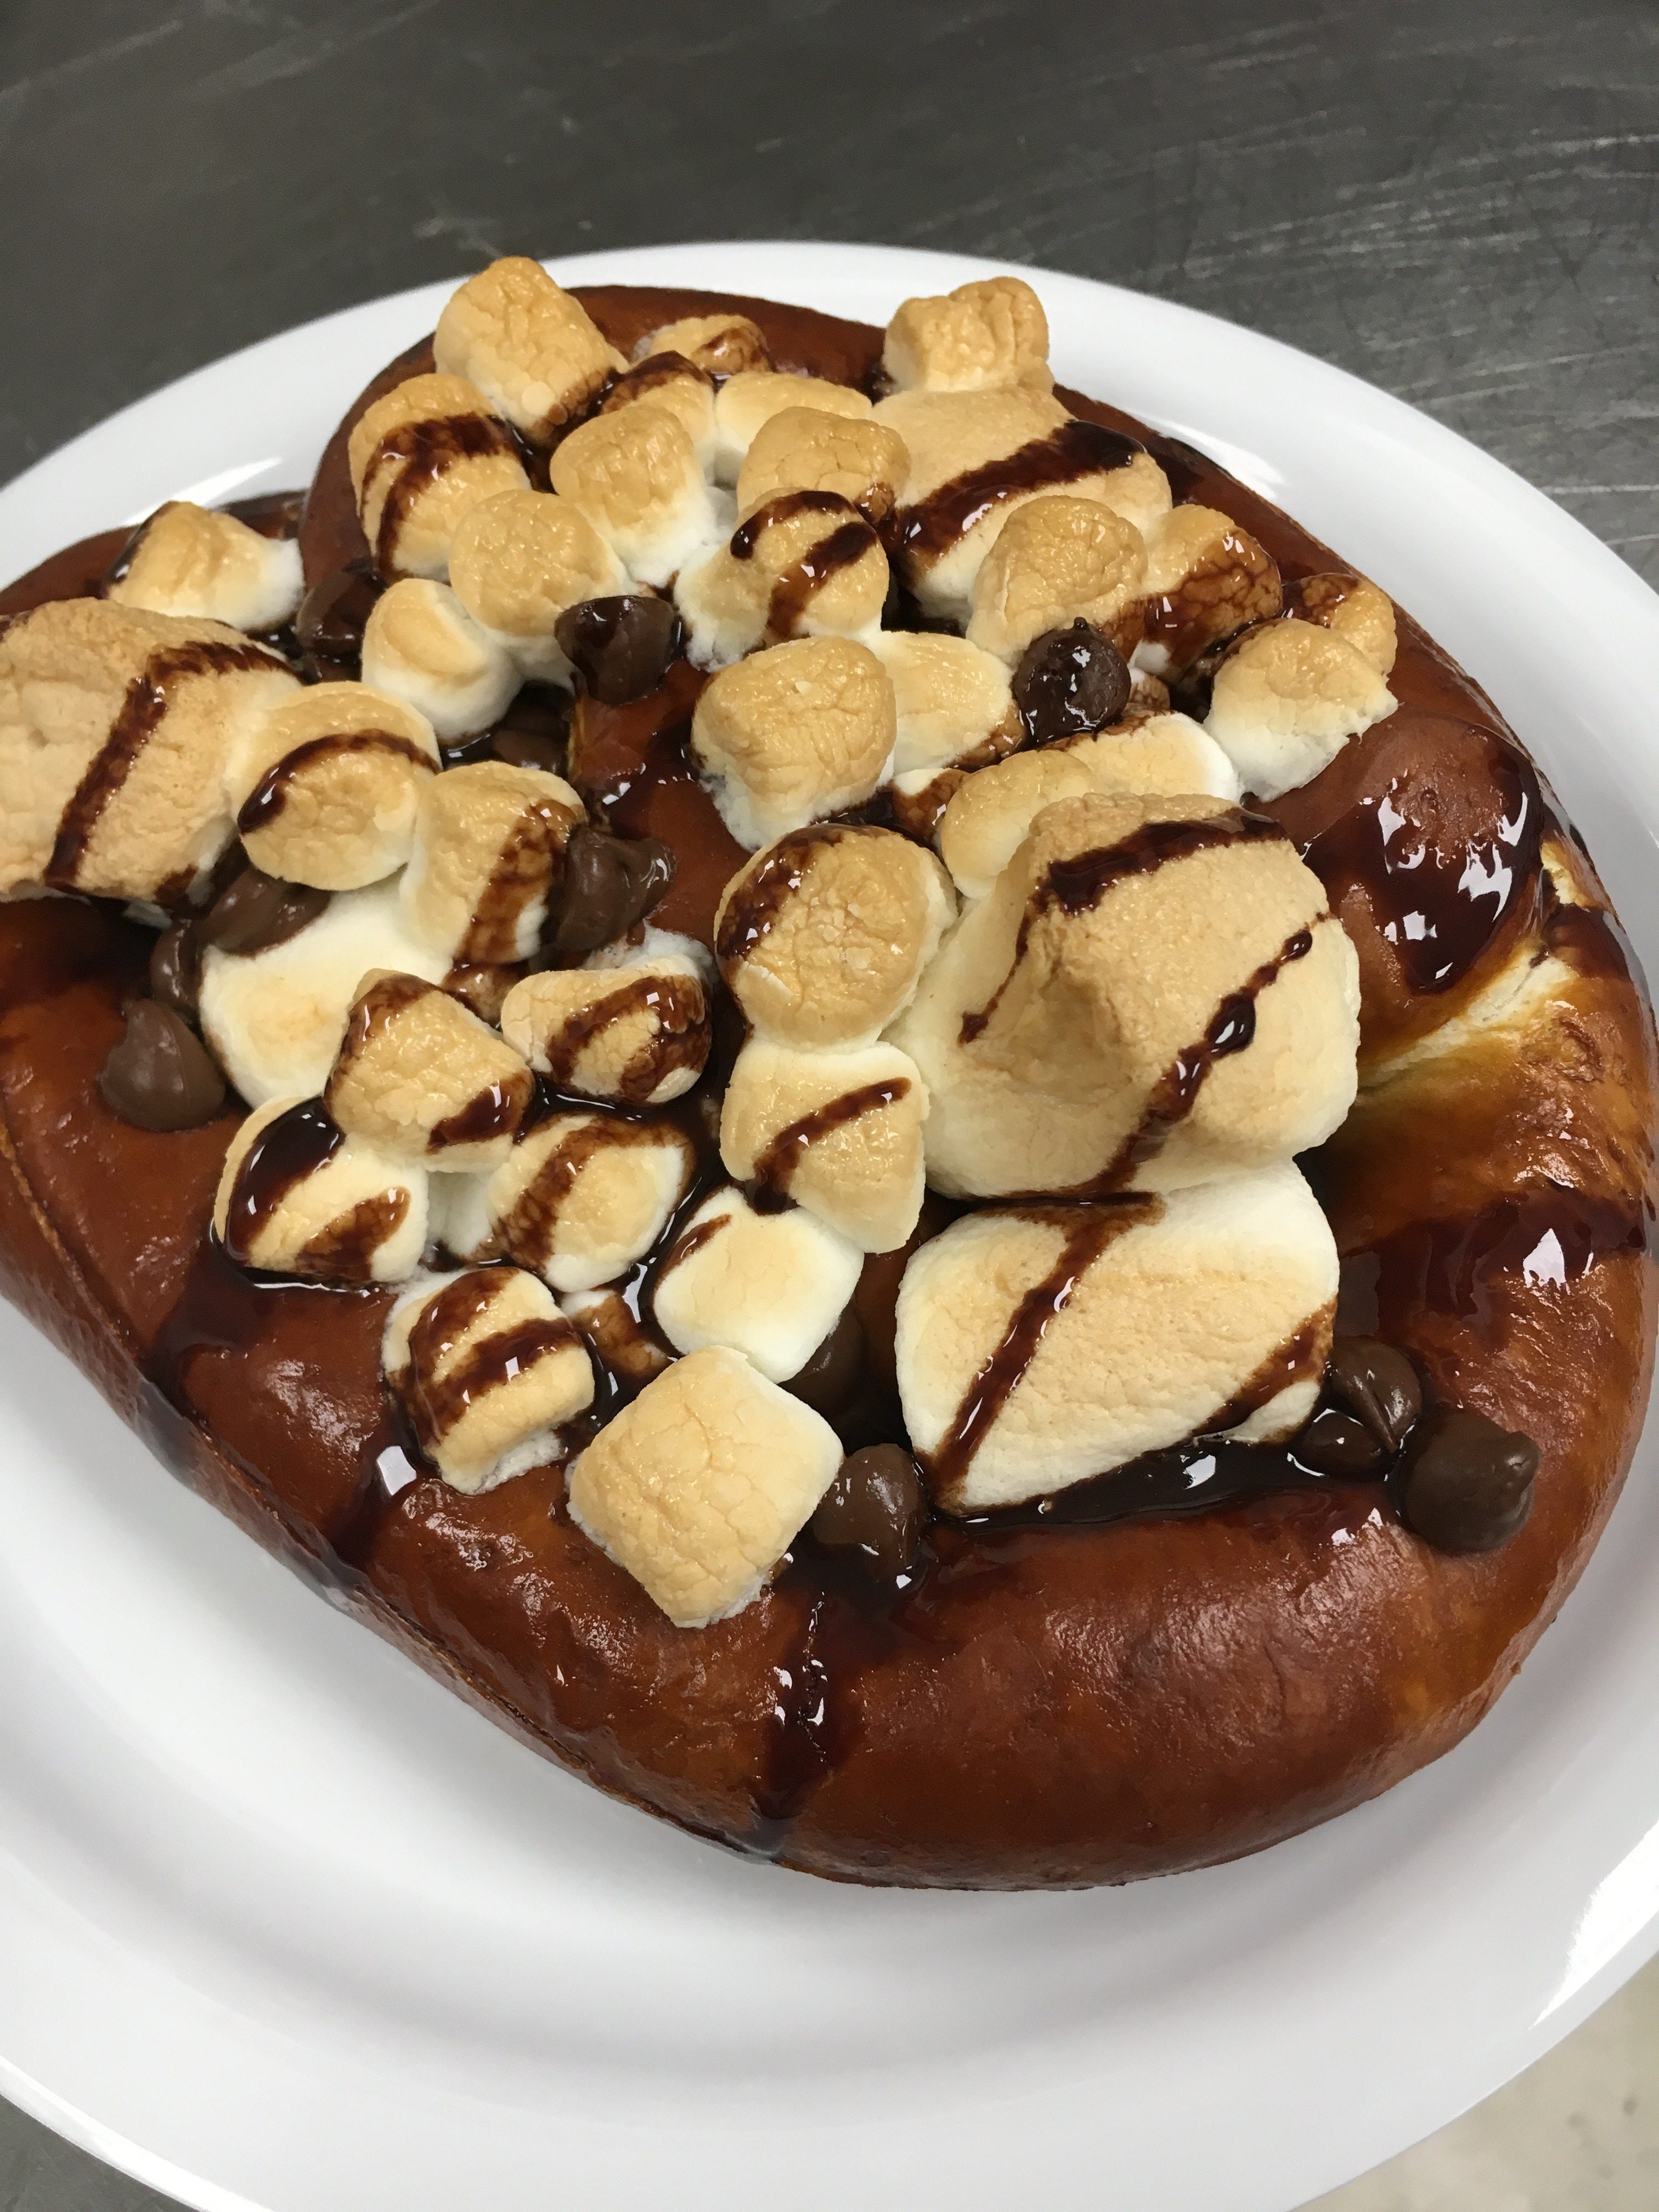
[0, 258, 1651, 1887]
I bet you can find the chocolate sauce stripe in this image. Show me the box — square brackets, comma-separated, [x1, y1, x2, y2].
[236, 729, 435, 835]
[538, 973, 705, 1102]
[223, 1099, 346, 1264]
[368, 410, 520, 574]
[893, 418, 1142, 559]
[714, 825, 849, 966]
[749, 1077, 911, 1209]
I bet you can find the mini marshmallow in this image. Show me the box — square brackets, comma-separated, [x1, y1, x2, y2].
[348, 373, 528, 580]
[896, 1164, 1338, 1512]
[0, 599, 296, 901]
[560, 1285, 674, 1391]
[546, 405, 723, 588]
[715, 823, 955, 1048]
[888, 791, 1359, 1198]
[448, 490, 627, 682]
[676, 496, 887, 668]
[399, 758, 584, 964]
[1056, 713, 1241, 802]
[225, 681, 439, 890]
[599, 354, 719, 471]
[198, 875, 449, 1106]
[383, 1266, 594, 1492]
[477, 1111, 695, 1293]
[325, 972, 534, 1170]
[108, 501, 303, 634]
[710, 371, 873, 486]
[736, 409, 911, 524]
[567, 1347, 842, 1628]
[690, 636, 896, 848]
[500, 955, 709, 1106]
[359, 578, 521, 741]
[965, 494, 1148, 665]
[882, 275, 1052, 394]
[1293, 572, 1398, 675]
[637, 312, 772, 377]
[212, 1094, 428, 1283]
[433, 257, 620, 444]
[1205, 618, 1396, 801]
[719, 1037, 928, 1253]
[1137, 505, 1283, 678]
[650, 1185, 864, 1381]
[871, 631, 1022, 776]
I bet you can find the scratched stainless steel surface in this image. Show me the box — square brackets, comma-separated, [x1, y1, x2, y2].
[2, 2, 1657, 2207]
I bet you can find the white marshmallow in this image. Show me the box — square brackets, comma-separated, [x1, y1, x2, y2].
[648, 1184, 864, 1383]
[1205, 619, 1396, 801]
[360, 579, 521, 742]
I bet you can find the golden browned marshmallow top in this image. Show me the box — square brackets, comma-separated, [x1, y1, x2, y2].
[546, 404, 720, 586]
[433, 257, 620, 443]
[736, 409, 911, 524]
[448, 490, 627, 680]
[638, 312, 772, 377]
[1138, 505, 1283, 677]
[882, 275, 1051, 394]
[211, 1093, 429, 1283]
[348, 373, 528, 581]
[0, 597, 295, 901]
[108, 501, 303, 634]
[359, 578, 521, 742]
[711, 371, 873, 483]
[383, 1266, 594, 1493]
[599, 352, 718, 468]
[1291, 571, 1398, 674]
[966, 494, 1148, 664]
[677, 493, 888, 669]
[1205, 618, 1395, 800]
[499, 954, 710, 1107]
[648, 1185, 864, 1381]
[872, 630, 1021, 776]
[887, 791, 1358, 1199]
[690, 635, 896, 848]
[566, 1347, 843, 1628]
[400, 758, 584, 964]
[325, 971, 534, 1170]
[714, 822, 955, 1047]
[476, 1110, 695, 1294]
[227, 682, 439, 891]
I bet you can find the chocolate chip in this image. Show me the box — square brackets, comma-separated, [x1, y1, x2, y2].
[784, 1306, 867, 1418]
[811, 1444, 924, 1578]
[489, 685, 572, 774]
[1012, 619, 1130, 743]
[1399, 1408, 1539, 1554]
[544, 825, 675, 959]
[199, 865, 330, 956]
[149, 918, 201, 1020]
[554, 595, 681, 706]
[294, 559, 383, 663]
[98, 1000, 227, 1131]
[1294, 1407, 1389, 1479]
[1325, 1336, 1421, 1452]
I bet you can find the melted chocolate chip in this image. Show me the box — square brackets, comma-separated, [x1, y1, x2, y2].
[149, 918, 201, 1020]
[489, 686, 572, 774]
[1012, 619, 1130, 744]
[1399, 1408, 1539, 1554]
[811, 1444, 924, 1579]
[554, 596, 681, 706]
[200, 865, 330, 956]
[1325, 1336, 1422, 1451]
[1294, 1407, 1388, 1479]
[294, 559, 383, 663]
[98, 1001, 227, 1131]
[784, 1306, 867, 1419]
[544, 825, 675, 960]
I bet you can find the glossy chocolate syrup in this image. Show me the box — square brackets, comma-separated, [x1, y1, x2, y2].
[729, 491, 878, 639]
[891, 418, 1142, 559]
[402, 1271, 578, 1452]
[220, 1099, 345, 1264]
[748, 1077, 912, 1211]
[236, 730, 433, 835]
[713, 823, 849, 968]
[535, 972, 709, 1105]
[365, 411, 521, 575]
[455, 804, 566, 967]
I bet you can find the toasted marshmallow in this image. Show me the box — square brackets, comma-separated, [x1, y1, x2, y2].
[108, 502, 303, 634]
[212, 1094, 428, 1283]
[1054, 713, 1241, 805]
[0, 599, 296, 901]
[359, 579, 521, 742]
[896, 1165, 1338, 1512]
[882, 275, 1052, 395]
[225, 682, 439, 890]
[400, 758, 584, 964]
[599, 354, 719, 471]
[966, 495, 1148, 664]
[500, 955, 709, 1106]
[567, 1347, 842, 1628]
[871, 631, 1022, 776]
[348, 373, 528, 581]
[546, 405, 723, 588]
[710, 371, 872, 486]
[469, 1111, 695, 1292]
[560, 1284, 673, 1390]
[1205, 618, 1395, 800]
[1292, 572, 1398, 675]
[383, 1266, 594, 1491]
[690, 636, 895, 847]
[719, 1037, 927, 1253]
[888, 792, 1359, 1198]
[650, 1186, 863, 1381]
[448, 490, 627, 682]
[325, 972, 533, 1170]
[433, 257, 619, 444]
[1137, 505, 1283, 678]
[715, 823, 954, 1048]
[736, 409, 910, 524]
[676, 495, 887, 667]
[637, 312, 772, 378]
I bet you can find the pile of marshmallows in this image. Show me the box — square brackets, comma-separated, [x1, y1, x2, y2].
[0, 257, 1406, 1630]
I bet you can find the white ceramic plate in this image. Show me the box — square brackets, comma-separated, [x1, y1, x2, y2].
[2, 241, 1657, 2212]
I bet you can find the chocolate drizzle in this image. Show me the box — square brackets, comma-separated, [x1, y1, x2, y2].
[366, 411, 520, 575]
[236, 730, 433, 836]
[537, 973, 708, 1104]
[892, 419, 1142, 559]
[456, 804, 566, 967]
[749, 1079, 911, 1211]
[713, 825, 848, 969]
[221, 1099, 345, 1265]
[729, 491, 877, 639]
[403, 1271, 577, 1452]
